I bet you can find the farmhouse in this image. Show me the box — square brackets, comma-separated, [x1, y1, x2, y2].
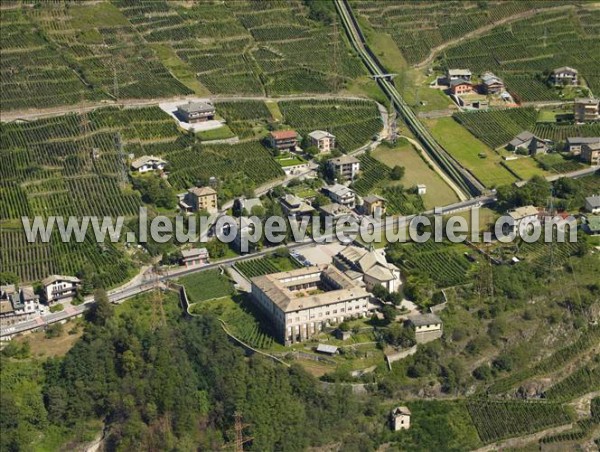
[581, 142, 600, 166]
[390, 406, 411, 431]
[549, 66, 578, 86]
[328, 154, 360, 181]
[507, 205, 539, 230]
[42, 275, 81, 304]
[574, 98, 600, 123]
[250, 265, 371, 345]
[181, 248, 209, 268]
[183, 186, 218, 214]
[308, 130, 336, 153]
[324, 184, 356, 208]
[408, 313, 443, 343]
[480, 72, 504, 94]
[279, 194, 315, 219]
[176, 101, 215, 123]
[362, 194, 386, 217]
[319, 203, 352, 220]
[268, 130, 298, 151]
[449, 78, 474, 95]
[130, 155, 167, 173]
[566, 137, 600, 155]
[507, 131, 547, 155]
[446, 68, 472, 82]
[333, 245, 402, 293]
[585, 195, 600, 214]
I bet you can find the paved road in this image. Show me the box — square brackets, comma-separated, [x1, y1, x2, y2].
[0, 193, 496, 338]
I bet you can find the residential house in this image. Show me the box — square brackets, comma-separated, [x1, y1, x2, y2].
[446, 68, 472, 82]
[0, 285, 39, 321]
[130, 155, 167, 173]
[574, 98, 600, 122]
[450, 78, 474, 95]
[334, 245, 402, 293]
[581, 142, 600, 165]
[181, 248, 209, 268]
[324, 184, 356, 208]
[42, 275, 81, 304]
[250, 265, 371, 345]
[584, 195, 600, 214]
[176, 101, 215, 123]
[566, 137, 600, 155]
[268, 130, 298, 151]
[279, 194, 315, 219]
[408, 313, 443, 343]
[183, 186, 218, 214]
[319, 203, 352, 221]
[549, 66, 578, 86]
[362, 194, 386, 217]
[308, 130, 336, 153]
[507, 205, 539, 231]
[507, 131, 548, 155]
[390, 406, 411, 431]
[328, 155, 360, 181]
[480, 72, 505, 94]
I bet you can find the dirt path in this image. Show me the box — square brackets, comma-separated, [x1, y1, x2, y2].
[0, 94, 372, 122]
[413, 5, 577, 69]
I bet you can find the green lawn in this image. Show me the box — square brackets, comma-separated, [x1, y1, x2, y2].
[503, 158, 549, 180]
[196, 124, 236, 141]
[276, 154, 307, 167]
[424, 117, 517, 188]
[372, 140, 460, 208]
[178, 269, 234, 303]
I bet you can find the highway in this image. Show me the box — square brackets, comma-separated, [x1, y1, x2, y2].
[334, 0, 486, 198]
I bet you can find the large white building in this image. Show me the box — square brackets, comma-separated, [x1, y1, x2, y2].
[250, 265, 371, 345]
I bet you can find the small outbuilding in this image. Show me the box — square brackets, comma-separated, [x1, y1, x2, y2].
[390, 406, 411, 431]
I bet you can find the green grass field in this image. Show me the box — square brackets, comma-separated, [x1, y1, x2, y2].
[196, 125, 236, 141]
[372, 140, 460, 208]
[424, 117, 517, 188]
[502, 158, 550, 180]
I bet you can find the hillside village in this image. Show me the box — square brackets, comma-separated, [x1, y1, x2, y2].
[1, 1, 600, 451]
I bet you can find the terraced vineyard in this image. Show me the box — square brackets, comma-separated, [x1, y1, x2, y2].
[1, 3, 191, 111]
[442, 8, 600, 100]
[381, 186, 425, 216]
[489, 326, 600, 395]
[117, 0, 365, 96]
[466, 399, 573, 444]
[389, 241, 473, 288]
[544, 365, 600, 401]
[165, 141, 284, 198]
[235, 254, 301, 279]
[352, 153, 392, 195]
[353, 1, 552, 65]
[215, 101, 274, 139]
[279, 99, 382, 153]
[455, 108, 600, 149]
[189, 295, 277, 350]
[179, 270, 234, 303]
